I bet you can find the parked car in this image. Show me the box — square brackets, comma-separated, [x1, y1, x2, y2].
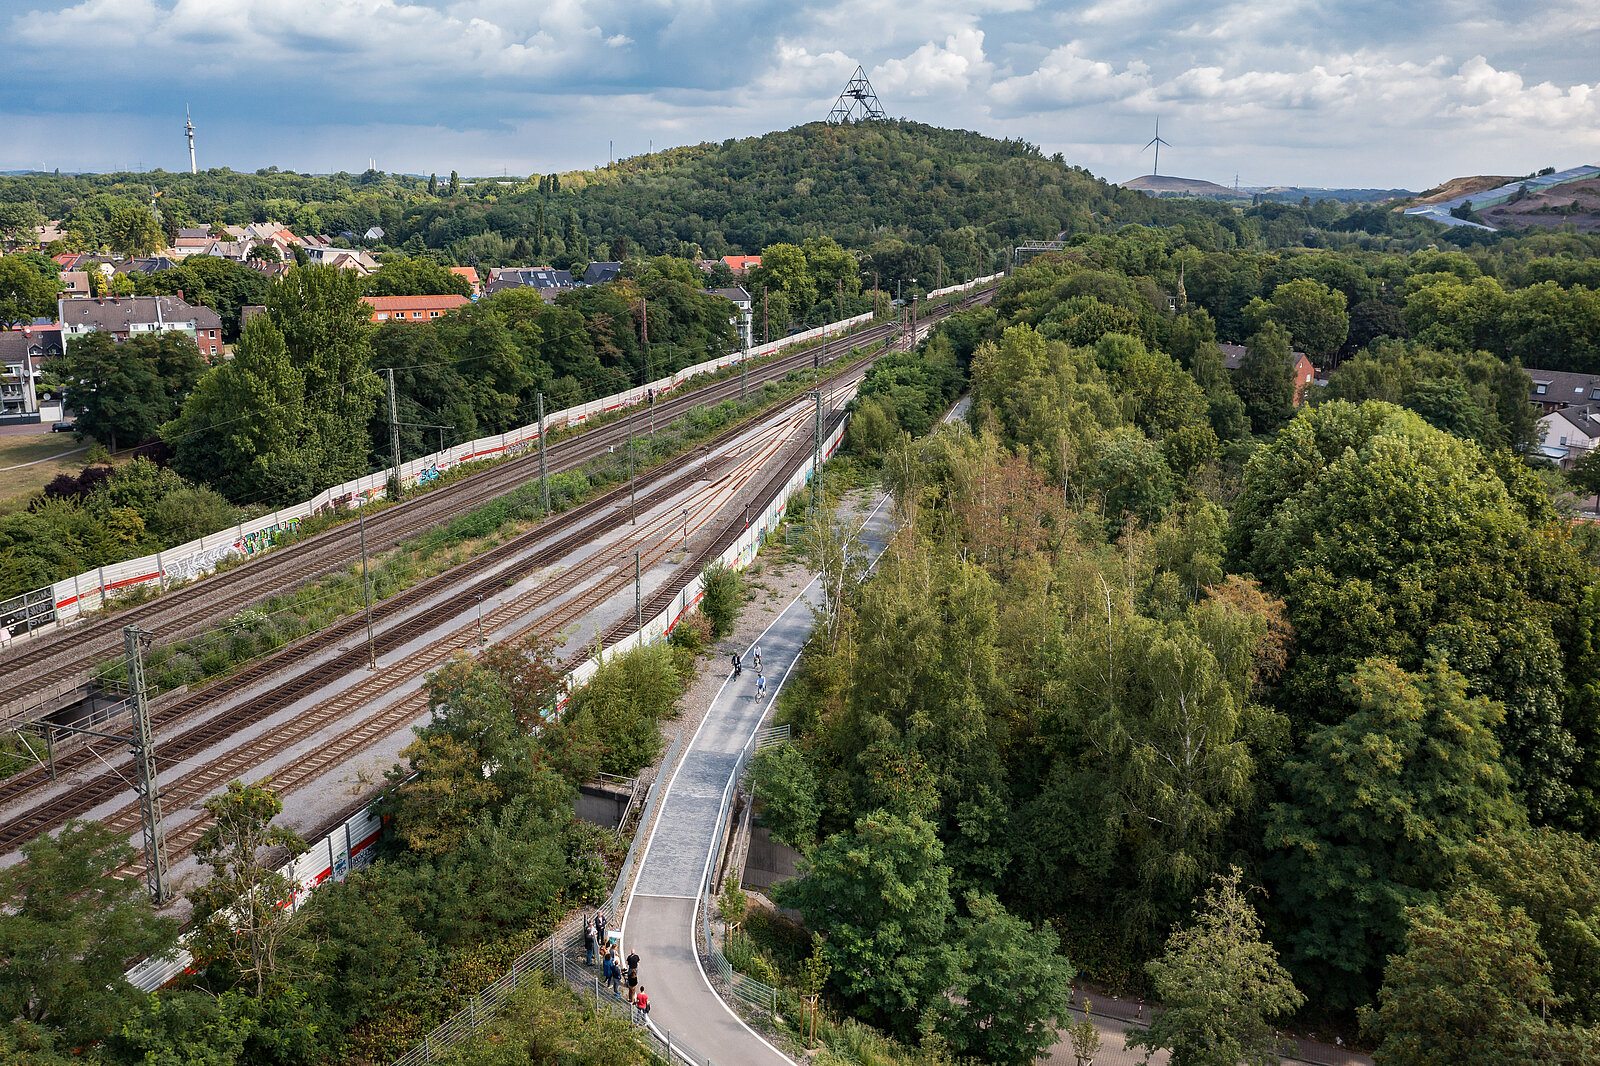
[51, 420, 75, 433]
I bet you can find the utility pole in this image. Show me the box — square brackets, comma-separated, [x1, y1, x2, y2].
[475, 593, 485, 645]
[838, 277, 844, 323]
[384, 368, 401, 499]
[125, 625, 170, 905]
[627, 403, 637, 526]
[634, 549, 641, 629]
[740, 338, 748, 402]
[763, 287, 769, 345]
[536, 392, 550, 517]
[874, 270, 880, 316]
[358, 505, 376, 669]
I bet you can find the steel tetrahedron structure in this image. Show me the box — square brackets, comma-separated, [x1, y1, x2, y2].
[827, 65, 887, 123]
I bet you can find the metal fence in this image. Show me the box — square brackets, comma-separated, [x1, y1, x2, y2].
[389, 727, 687, 1066]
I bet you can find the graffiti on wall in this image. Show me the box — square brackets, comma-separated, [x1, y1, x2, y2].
[237, 517, 303, 557]
[162, 542, 240, 584]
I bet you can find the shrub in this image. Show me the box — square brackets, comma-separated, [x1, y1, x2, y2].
[669, 610, 712, 652]
[699, 563, 743, 637]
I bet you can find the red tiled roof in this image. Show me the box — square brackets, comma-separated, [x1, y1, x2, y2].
[722, 255, 761, 271]
[364, 294, 471, 310]
[450, 266, 480, 284]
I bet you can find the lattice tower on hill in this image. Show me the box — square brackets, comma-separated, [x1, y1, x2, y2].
[827, 66, 887, 123]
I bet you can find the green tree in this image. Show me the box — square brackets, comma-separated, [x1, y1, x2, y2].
[1129, 867, 1304, 1066]
[107, 205, 164, 255]
[1461, 828, 1600, 1024]
[365, 256, 472, 297]
[1365, 887, 1559, 1066]
[0, 199, 44, 248]
[1233, 322, 1296, 434]
[1244, 277, 1349, 366]
[49, 331, 167, 450]
[188, 780, 310, 996]
[1230, 399, 1590, 822]
[937, 892, 1075, 1066]
[1265, 657, 1523, 1006]
[265, 264, 382, 490]
[563, 642, 680, 775]
[777, 810, 959, 1038]
[0, 820, 178, 1048]
[165, 314, 313, 503]
[749, 743, 823, 849]
[0, 252, 60, 326]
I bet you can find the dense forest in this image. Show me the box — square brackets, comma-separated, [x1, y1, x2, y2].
[10, 119, 1592, 307]
[751, 230, 1600, 1064]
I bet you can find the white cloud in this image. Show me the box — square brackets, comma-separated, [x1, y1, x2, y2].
[871, 29, 991, 99]
[3, 0, 1600, 186]
[991, 43, 1150, 111]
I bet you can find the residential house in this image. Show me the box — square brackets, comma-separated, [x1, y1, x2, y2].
[1538, 404, 1600, 468]
[0, 325, 63, 422]
[703, 286, 753, 350]
[449, 266, 481, 296]
[364, 226, 386, 242]
[582, 261, 623, 286]
[116, 256, 181, 276]
[721, 255, 761, 276]
[58, 271, 92, 298]
[300, 237, 380, 274]
[1525, 368, 1600, 414]
[1219, 343, 1318, 405]
[57, 295, 224, 357]
[364, 294, 471, 323]
[171, 227, 214, 257]
[483, 267, 574, 297]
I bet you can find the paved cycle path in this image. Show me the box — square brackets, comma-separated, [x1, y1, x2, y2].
[623, 495, 893, 1066]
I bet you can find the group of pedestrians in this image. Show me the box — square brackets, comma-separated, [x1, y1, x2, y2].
[731, 641, 766, 698]
[583, 914, 648, 1014]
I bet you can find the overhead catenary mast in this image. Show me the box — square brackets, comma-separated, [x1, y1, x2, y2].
[185, 106, 196, 174]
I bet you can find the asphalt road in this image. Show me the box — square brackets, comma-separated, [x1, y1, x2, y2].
[622, 495, 894, 1066]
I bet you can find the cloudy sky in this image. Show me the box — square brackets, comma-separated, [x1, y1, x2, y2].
[4, 0, 1599, 189]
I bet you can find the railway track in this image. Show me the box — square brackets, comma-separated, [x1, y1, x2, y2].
[0, 286, 991, 859]
[0, 313, 917, 700]
[0, 391, 824, 852]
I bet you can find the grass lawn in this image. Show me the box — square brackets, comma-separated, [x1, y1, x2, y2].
[0, 433, 93, 514]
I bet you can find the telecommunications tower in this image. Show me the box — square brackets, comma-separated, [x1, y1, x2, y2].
[185, 107, 196, 173]
[827, 66, 887, 124]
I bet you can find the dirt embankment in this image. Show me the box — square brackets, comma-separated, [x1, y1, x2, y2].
[1411, 174, 1518, 205]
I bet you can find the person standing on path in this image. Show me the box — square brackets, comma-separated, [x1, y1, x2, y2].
[635, 987, 649, 1016]
[585, 919, 597, 965]
[625, 950, 641, 1003]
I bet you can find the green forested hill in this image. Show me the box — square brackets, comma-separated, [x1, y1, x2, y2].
[0, 122, 1248, 279]
[534, 121, 1237, 265]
